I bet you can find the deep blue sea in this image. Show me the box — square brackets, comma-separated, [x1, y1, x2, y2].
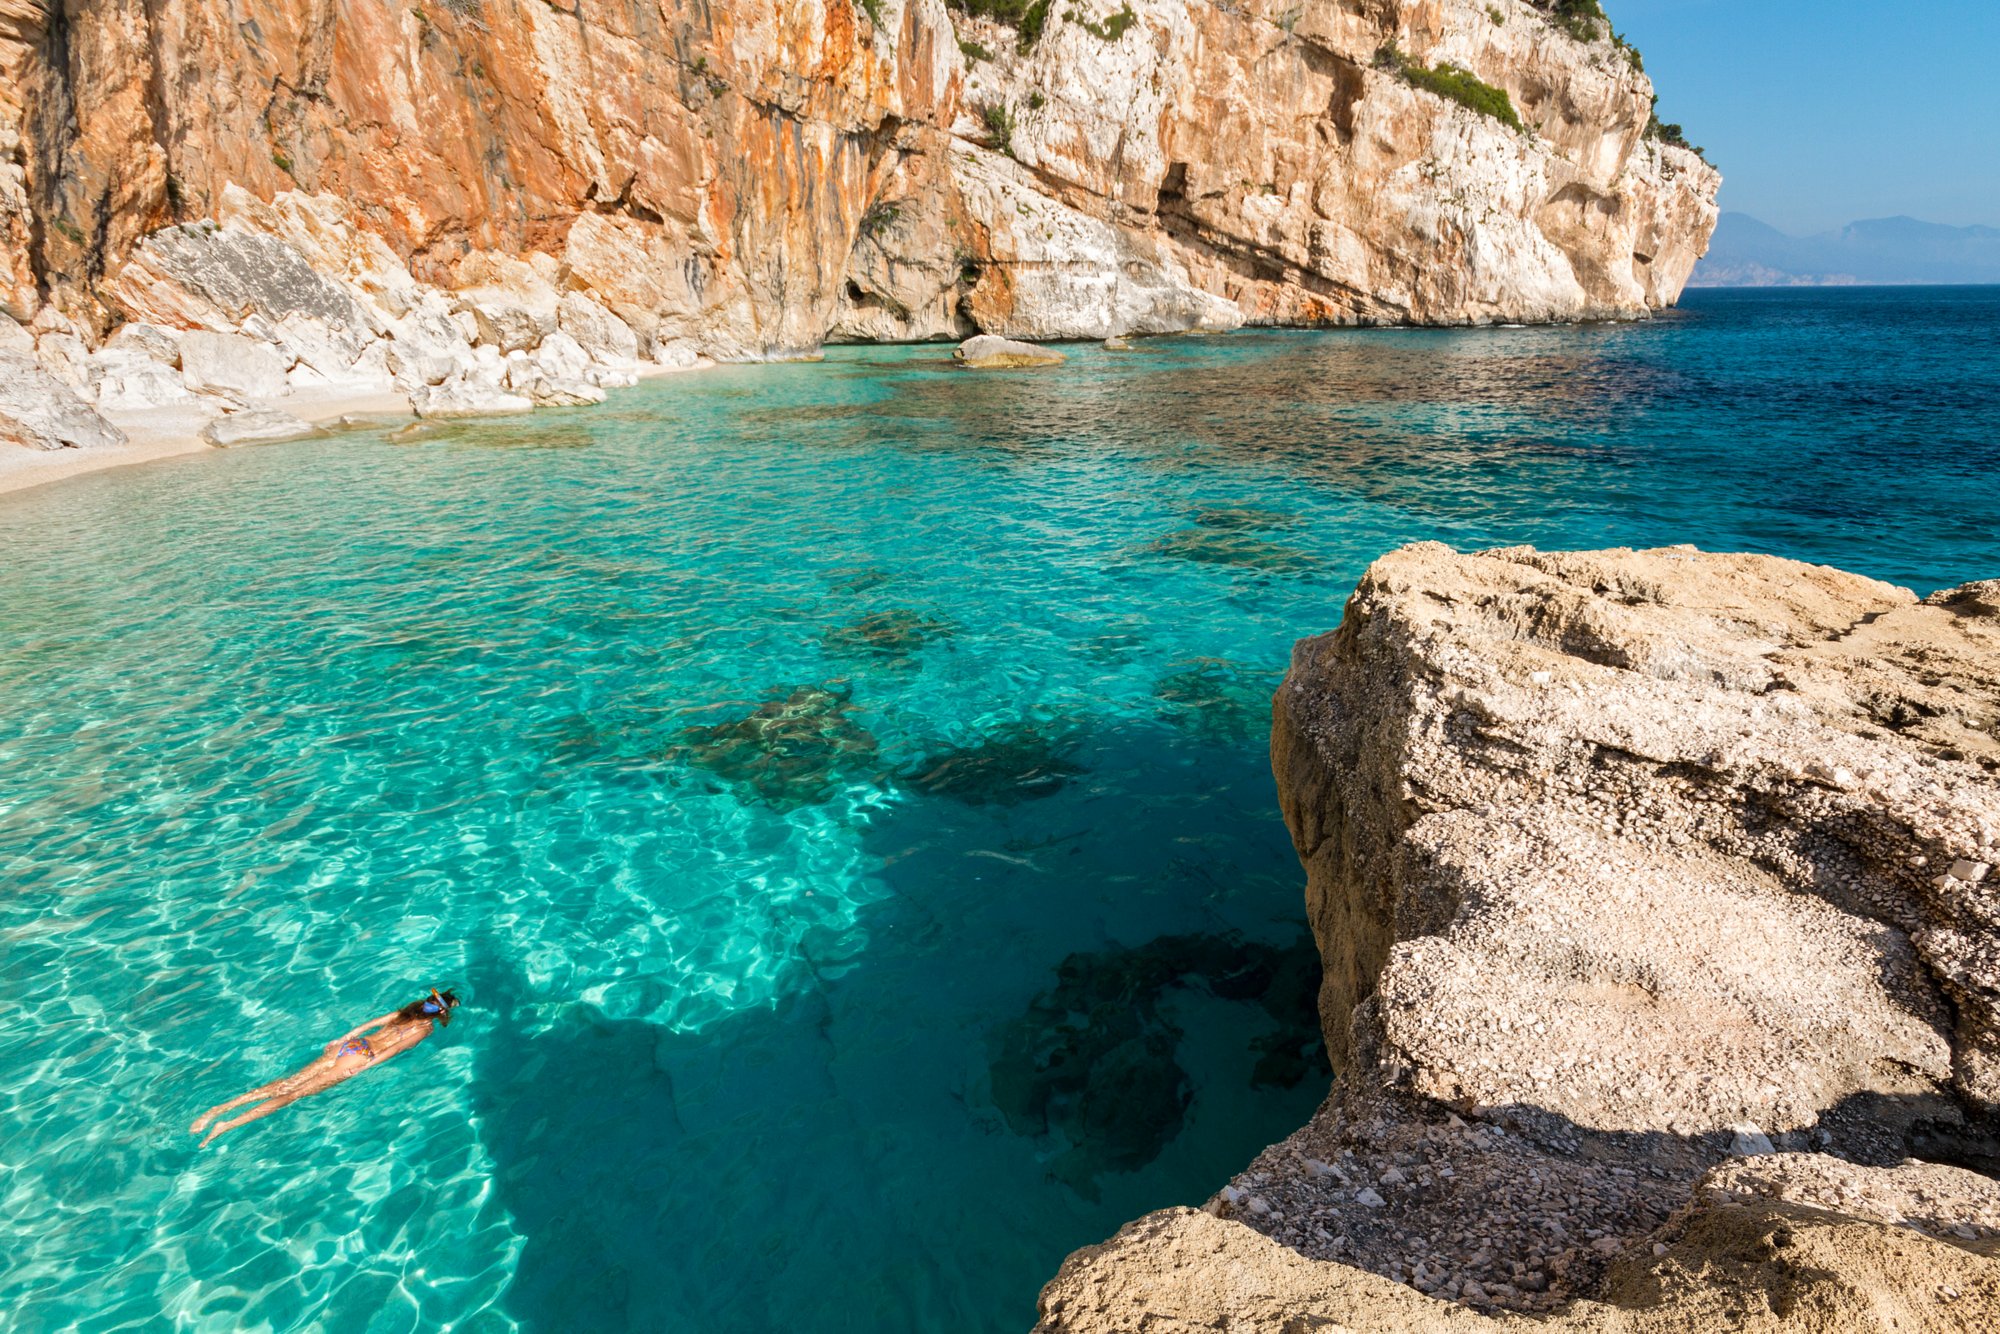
[1, 287, 1996, 1333]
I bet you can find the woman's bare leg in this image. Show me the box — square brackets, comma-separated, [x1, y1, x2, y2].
[200, 1093, 301, 1146]
[191, 1084, 284, 1134]
[191, 1056, 335, 1134]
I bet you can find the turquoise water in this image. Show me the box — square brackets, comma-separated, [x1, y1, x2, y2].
[2, 287, 1996, 1332]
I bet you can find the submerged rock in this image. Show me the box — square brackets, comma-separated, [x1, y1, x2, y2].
[1144, 528, 1316, 575]
[1039, 543, 2000, 1330]
[675, 683, 881, 810]
[954, 335, 1066, 369]
[1152, 659, 1271, 744]
[820, 608, 956, 659]
[990, 930, 1324, 1200]
[899, 721, 1085, 806]
[1190, 505, 1302, 532]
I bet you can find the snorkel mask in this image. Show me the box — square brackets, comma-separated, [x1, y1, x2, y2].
[420, 987, 457, 1026]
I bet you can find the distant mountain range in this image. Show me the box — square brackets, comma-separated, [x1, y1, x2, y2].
[1689, 213, 2000, 287]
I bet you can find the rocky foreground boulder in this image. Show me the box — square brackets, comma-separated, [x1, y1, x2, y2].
[1038, 544, 2000, 1331]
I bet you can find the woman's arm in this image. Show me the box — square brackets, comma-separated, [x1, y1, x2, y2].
[324, 1011, 399, 1054]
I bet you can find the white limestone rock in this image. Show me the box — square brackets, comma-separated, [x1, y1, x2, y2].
[1728, 1123, 1776, 1158]
[102, 322, 182, 366]
[0, 353, 129, 450]
[90, 349, 194, 410]
[532, 331, 591, 382]
[0, 312, 35, 354]
[557, 292, 641, 366]
[35, 331, 92, 386]
[384, 295, 477, 388]
[648, 340, 702, 369]
[529, 378, 607, 407]
[105, 214, 373, 333]
[463, 301, 551, 353]
[201, 408, 321, 446]
[180, 330, 290, 402]
[246, 312, 387, 387]
[954, 334, 1066, 368]
[408, 379, 535, 418]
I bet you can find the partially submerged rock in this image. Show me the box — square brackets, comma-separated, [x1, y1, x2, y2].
[954, 335, 1066, 369]
[200, 408, 320, 447]
[1039, 544, 2000, 1330]
[408, 380, 535, 419]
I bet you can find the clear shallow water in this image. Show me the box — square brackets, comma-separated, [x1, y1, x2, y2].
[1, 287, 1996, 1333]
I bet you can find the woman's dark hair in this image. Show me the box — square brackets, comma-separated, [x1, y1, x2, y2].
[398, 987, 461, 1025]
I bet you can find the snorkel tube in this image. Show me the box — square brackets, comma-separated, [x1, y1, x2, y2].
[419, 987, 460, 1026]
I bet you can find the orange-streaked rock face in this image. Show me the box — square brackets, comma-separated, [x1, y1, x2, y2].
[2, 0, 1717, 348]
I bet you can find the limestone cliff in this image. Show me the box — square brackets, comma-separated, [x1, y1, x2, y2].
[1, 0, 1714, 358]
[1038, 545, 2000, 1332]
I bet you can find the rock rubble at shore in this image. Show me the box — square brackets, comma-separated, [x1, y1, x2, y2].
[0, 187, 674, 460]
[1038, 544, 2000, 1332]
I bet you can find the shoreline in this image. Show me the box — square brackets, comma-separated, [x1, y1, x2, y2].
[0, 314, 1670, 502]
[0, 386, 412, 500]
[0, 362, 711, 501]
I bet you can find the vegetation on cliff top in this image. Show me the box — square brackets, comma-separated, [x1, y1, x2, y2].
[1376, 43, 1524, 133]
[1646, 98, 1706, 158]
[1538, 0, 1608, 41]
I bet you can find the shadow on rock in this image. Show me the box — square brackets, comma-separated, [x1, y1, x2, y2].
[988, 929, 1325, 1200]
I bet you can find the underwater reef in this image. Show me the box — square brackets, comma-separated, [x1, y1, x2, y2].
[989, 929, 1324, 1199]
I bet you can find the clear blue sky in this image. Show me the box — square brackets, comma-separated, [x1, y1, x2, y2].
[1609, 0, 2000, 234]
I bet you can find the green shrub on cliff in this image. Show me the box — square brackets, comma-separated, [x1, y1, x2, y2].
[952, 0, 1054, 52]
[982, 103, 1018, 156]
[1067, 3, 1136, 41]
[1542, 0, 1607, 41]
[1645, 102, 1705, 158]
[1376, 43, 1524, 133]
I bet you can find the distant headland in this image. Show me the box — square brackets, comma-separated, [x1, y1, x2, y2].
[1691, 212, 2000, 287]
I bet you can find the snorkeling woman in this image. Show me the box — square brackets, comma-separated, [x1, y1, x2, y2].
[190, 988, 461, 1147]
